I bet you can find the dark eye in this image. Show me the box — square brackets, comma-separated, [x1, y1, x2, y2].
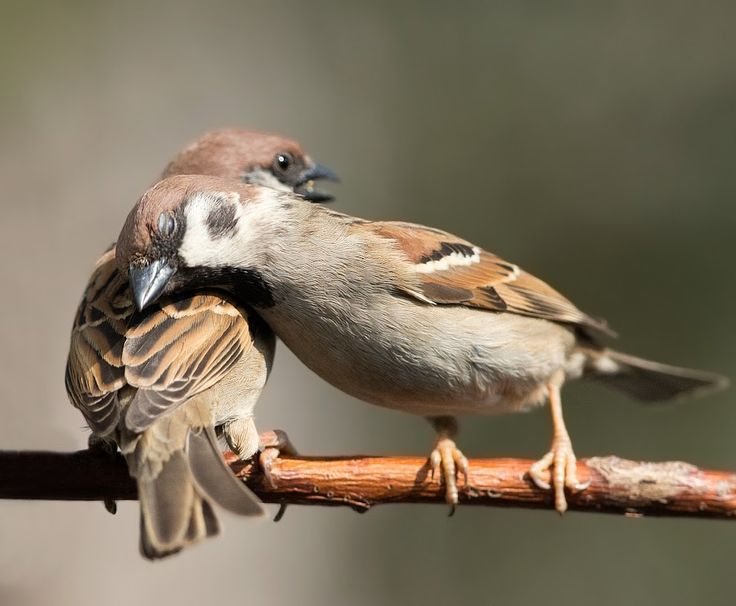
[274, 152, 293, 173]
[157, 211, 177, 237]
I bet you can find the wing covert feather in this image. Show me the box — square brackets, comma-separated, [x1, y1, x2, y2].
[65, 247, 256, 436]
[367, 221, 613, 337]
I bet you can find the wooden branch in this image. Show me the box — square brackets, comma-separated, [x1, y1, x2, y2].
[1, 449, 735, 519]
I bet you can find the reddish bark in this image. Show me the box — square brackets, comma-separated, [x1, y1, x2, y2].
[2, 449, 735, 518]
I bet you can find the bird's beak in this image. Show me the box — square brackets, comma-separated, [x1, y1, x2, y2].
[294, 162, 339, 202]
[129, 259, 176, 311]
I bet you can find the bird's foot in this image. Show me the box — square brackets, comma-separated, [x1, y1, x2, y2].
[258, 429, 298, 522]
[258, 429, 298, 488]
[528, 436, 589, 514]
[87, 433, 119, 457]
[429, 437, 469, 515]
[87, 434, 119, 514]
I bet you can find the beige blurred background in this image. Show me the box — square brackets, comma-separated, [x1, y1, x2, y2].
[1, 1, 735, 605]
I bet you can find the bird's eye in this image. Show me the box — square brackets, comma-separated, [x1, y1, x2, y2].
[157, 212, 177, 237]
[274, 152, 293, 173]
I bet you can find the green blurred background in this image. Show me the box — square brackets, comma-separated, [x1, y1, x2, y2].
[1, 1, 734, 605]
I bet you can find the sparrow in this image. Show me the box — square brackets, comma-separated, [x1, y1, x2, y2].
[115, 174, 728, 515]
[65, 130, 337, 558]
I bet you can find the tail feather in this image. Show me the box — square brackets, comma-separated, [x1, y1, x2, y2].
[187, 426, 263, 516]
[588, 349, 729, 403]
[132, 421, 263, 560]
[137, 449, 217, 560]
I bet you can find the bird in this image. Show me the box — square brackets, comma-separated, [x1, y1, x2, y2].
[65, 130, 337, 558]
[114, 174, 728, 515]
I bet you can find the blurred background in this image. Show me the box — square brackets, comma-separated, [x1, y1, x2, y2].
[1, 1, 735, 604]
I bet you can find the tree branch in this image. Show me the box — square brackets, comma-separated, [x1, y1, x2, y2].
[1, 449, 735, 518]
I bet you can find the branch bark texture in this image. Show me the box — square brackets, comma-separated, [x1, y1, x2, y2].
[1, 449, 735, 519]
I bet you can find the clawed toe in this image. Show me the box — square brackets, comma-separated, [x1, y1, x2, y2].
[529, 439, 587, 514]
[528, 450, 554, 491]
[258, 448, 280, 490]
[429, 438, 468, 511]
[258, 429, 298, 522]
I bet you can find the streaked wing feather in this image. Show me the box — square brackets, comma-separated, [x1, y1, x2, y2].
[369, 221, 613, 337]
[66, 248, 255, 437]
[65, 250, 129, 435]
[123, 294, 253, 433]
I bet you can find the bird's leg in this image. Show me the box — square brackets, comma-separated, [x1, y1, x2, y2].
[258, 429, 299, 522]
[528, 383, 589, 513]
[87, 433, 119, 515]
[427, 416, 469, 514]
[222, 416, 260, 461]
[87, 433, 119, 456]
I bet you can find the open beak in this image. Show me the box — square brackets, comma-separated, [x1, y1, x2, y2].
[294, 162, 339, 202]
[129, 259, 176, 311]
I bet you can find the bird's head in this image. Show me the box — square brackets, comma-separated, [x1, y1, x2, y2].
[162, 129, 339, 202]
[117, 175, 295, 311]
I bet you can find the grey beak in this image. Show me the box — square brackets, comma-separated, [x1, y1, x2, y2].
[295, 162, 340, 202]
[129, 259, 176, 311]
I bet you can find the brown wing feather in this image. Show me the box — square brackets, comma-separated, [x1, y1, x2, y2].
[369, 221, 613, 337]
[123, 294, 252, 432]
[65, 248, 128, 436]
[65, 247, 255, 437]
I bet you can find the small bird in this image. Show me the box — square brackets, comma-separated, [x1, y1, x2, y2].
[115, 174, 728, 515]
[65, 131, 337, 558]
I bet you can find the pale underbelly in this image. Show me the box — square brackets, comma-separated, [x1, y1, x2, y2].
[348, 387, 550, 416]
[266, 303, 575, 417]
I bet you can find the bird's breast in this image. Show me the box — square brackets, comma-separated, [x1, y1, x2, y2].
[261, 294, 574, 416]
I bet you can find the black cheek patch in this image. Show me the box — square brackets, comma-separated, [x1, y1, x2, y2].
[206, 204, 238, 239]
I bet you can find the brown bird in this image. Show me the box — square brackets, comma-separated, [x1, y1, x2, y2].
[114, 174, 728, 514]
[65, 131, 337, 558]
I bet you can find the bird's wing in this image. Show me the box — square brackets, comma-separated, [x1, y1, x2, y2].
[122, 292, 256, 433]
[65, 247, 259, 437]
[65, 247, 129, 436]
[368, 221, 614, 337]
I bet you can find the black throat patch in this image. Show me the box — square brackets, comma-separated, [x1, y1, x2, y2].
[172, 265, 275, 309]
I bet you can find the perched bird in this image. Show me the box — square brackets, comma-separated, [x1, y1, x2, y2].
[116, 174, 728, 514]
[65, 131, 337, 558]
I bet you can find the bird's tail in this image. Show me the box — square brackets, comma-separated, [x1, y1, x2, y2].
[585, 349, 728, 402]
[129, 423, 263, 560]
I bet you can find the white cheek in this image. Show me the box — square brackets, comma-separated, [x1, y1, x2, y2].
[179, 219, 228, 267]
[179, 193, 244, 267]
[243, 168, 291, 192]
[178, 188, 287, 268]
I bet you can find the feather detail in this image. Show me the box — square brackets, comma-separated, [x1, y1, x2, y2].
[366, 220, 613, 337]
[65, 246, 256, 435]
